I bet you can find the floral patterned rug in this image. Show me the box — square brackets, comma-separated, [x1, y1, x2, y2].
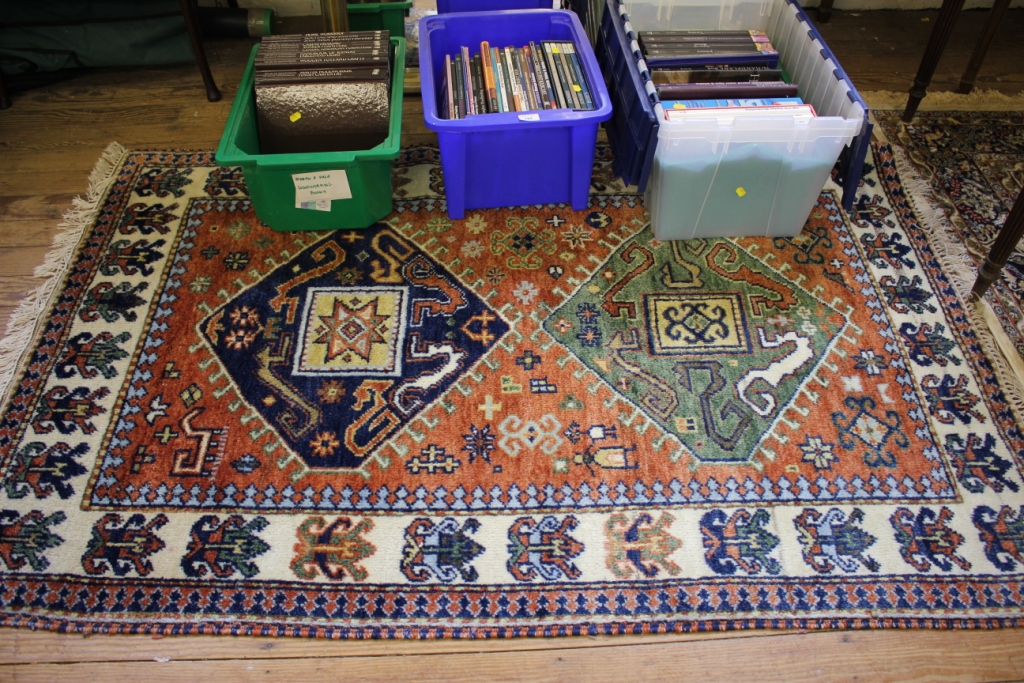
[0, 142, 1023, 637]
[873, 110, 1024, 360]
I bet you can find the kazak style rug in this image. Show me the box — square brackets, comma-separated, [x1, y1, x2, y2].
[1, 140, 1024, 638]
[873, 109, 1024, 361]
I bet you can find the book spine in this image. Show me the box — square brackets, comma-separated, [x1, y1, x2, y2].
[480, 40, 499, 113]
[256, 47, 387, 59]
[563, 42, 594, 110]
[448, 53, 456, 119]
[502, 47, 519, 111]
[443, 53, 453, 119]
[472, 53, 486, 114]
[638, 29, 767, 39]
[258, 42, 387, 53]
[542, 41, 568, 109]
[643, 40, 769, 49]
[461, 46, 474, 115]
[644, 44, 775, 56]
[553, 43, 582, 109]
[255, 56, 389, 69]
[453, 51, 465, 119]
[530, 41, 557, 109]
[257, 45, 388, 56]
[261, 30, 388, 42]
[503, 46, 523, 112]
[522, 45, 544, 111]
[510, 47, 527, 111]
[665, 97, 803, 108]
[655, 81, 800, 99]
[663, 103, 815, 121]
[526, 47, 543, 110]
[499, 47, 515, 111]
[492, 47, 509, 112]
[514, 48, 536, 111]
[651, 68, 784, 84]
[253, 68, 388, 85]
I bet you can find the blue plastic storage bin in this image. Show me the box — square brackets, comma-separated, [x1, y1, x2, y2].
[419, 10, 613, 219]
[595, 0, 657, 192]
[437, 0, 555, 12]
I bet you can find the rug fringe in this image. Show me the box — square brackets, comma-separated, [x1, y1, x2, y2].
[889, 144, 1024, 422]
[0, 141, 128, 410]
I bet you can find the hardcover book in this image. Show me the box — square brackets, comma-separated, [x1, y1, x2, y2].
[255, 79, 390, 154]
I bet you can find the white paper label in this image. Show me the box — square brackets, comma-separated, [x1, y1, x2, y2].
[517, 114, 541, 122]
[293, 170, 352, 209]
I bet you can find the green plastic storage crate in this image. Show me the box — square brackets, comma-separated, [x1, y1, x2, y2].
[215, 37, 405, 232]
[348, 1, 412, 38]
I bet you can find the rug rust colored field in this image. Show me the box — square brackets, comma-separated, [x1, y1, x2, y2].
[1, 143, 1024, 638]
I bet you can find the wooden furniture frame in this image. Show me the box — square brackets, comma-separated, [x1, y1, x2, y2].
[0, 0, 220, 110]
[180, 0, 222, 102]
[900, 0, 1022, 301]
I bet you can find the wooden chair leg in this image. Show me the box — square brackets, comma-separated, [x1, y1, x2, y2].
[816, 0, 834, 24]
[973, 189, 1024, 300]
[957, 0, 1010, 94]
[179, 0, 222, 102]
[902, 0, 966, 122]
[0, 69, 11, 109]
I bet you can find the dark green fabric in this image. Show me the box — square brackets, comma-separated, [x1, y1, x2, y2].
[0, 1, 193, 75]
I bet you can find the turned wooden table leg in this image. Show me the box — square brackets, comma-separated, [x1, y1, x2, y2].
[902, 0, 966, 122]
[973, 190, 1024, 300]
[179, 0, 222, 102]
[957, 0, 1010, 94]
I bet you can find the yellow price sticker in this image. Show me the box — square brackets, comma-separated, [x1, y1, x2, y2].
[573, 85, 581, 91]
[289, 111, 302, 123]
[552, 47, 561, 53]
[736, 187, 747, 197]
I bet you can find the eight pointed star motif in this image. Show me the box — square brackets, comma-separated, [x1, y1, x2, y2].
[314, 297, 389, 363]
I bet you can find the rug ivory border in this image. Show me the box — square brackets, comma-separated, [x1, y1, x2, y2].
[0, 142, 130, 411]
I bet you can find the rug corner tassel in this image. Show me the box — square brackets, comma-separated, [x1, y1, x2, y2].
[0, 141, 127, 409]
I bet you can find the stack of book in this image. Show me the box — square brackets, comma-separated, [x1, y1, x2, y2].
[441, 39, 596, 119]
[254, 31, 392, 154]
[639, 29, 800, 101]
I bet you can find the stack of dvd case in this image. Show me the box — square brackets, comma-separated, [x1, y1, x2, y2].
[638, 29, 800, 101]
[441, 39, 596, 118]
[254, 31, 392, 154]
[639, 29, 779, 66]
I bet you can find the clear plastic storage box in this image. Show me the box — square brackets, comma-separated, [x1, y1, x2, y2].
[419, 10, 613, 219]
[600, 0, 870, 239]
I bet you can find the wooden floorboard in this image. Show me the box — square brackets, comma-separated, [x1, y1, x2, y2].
[0, 629, 780, 665]
[1, 630, 1024, 683]
[1, 8, 1023, 682]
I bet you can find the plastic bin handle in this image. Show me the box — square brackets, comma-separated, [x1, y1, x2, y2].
[629, 38, 642, 61]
